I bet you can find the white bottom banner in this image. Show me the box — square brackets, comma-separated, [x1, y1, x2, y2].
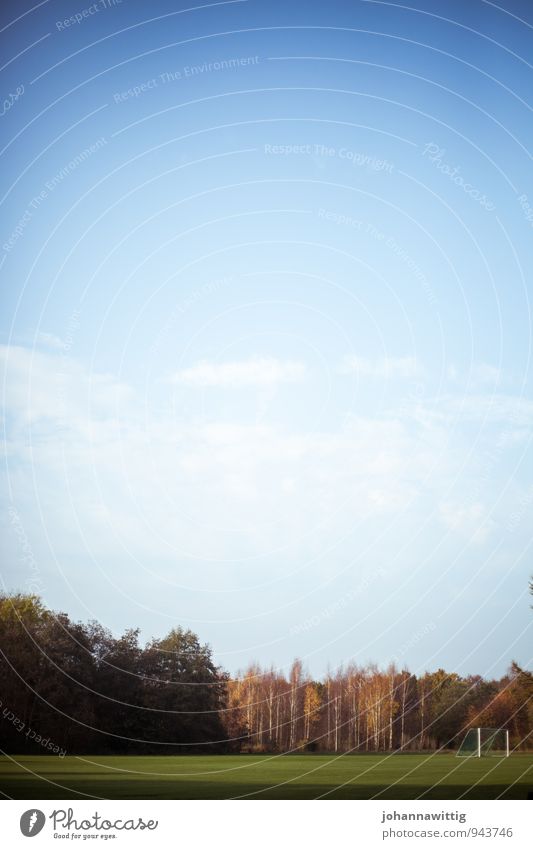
[0, 800, 531, 848]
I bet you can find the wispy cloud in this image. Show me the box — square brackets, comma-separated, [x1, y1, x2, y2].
[168, 357, 307, 389]
[2, 344, 531, 575]
[447, 362, 503, 388]
[0, 344, 134, 425]
[36, 332, 65, 351]
[340, 355, 422, 379]
[407, 394, 533, 428]
[439, 501, 495, 544]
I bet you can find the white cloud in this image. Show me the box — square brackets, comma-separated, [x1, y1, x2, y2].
[2, 343, 531, 583]
[0, 344, 134, 426]
[36, 332, 65, 351]
[439, 501, 495, 544]
[168, 357, 307, 389]
[470, 363, 503, 386]
[340, 355, 422, 379]
[411, 394, 533, 428]
[1, 345, 434, 568]
[447, 362, 503, 388]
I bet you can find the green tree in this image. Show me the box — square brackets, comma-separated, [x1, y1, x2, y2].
[140, 627, 227, 751]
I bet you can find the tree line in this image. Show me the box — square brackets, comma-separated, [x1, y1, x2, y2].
[0, 593, 531, 756]
[226, 660, 532, 753]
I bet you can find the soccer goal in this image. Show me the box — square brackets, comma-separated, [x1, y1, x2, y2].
[456, 728, 509, 758]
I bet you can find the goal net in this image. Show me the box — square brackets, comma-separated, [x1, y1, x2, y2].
[456, 728, 509, 758]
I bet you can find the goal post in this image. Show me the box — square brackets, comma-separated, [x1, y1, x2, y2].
[456, 728, 510, 758]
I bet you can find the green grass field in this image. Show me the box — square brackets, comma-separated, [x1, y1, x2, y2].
[1, 754, 532, 799]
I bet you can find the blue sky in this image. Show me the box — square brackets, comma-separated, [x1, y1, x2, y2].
[1, 0, 532, 678]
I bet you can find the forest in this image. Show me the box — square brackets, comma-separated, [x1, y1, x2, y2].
[0, 593, 531, 756]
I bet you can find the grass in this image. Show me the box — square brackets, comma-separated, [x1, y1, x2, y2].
[1, 753, 532, 799]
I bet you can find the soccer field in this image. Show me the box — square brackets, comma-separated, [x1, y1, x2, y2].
[1, 754, 531, 800]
